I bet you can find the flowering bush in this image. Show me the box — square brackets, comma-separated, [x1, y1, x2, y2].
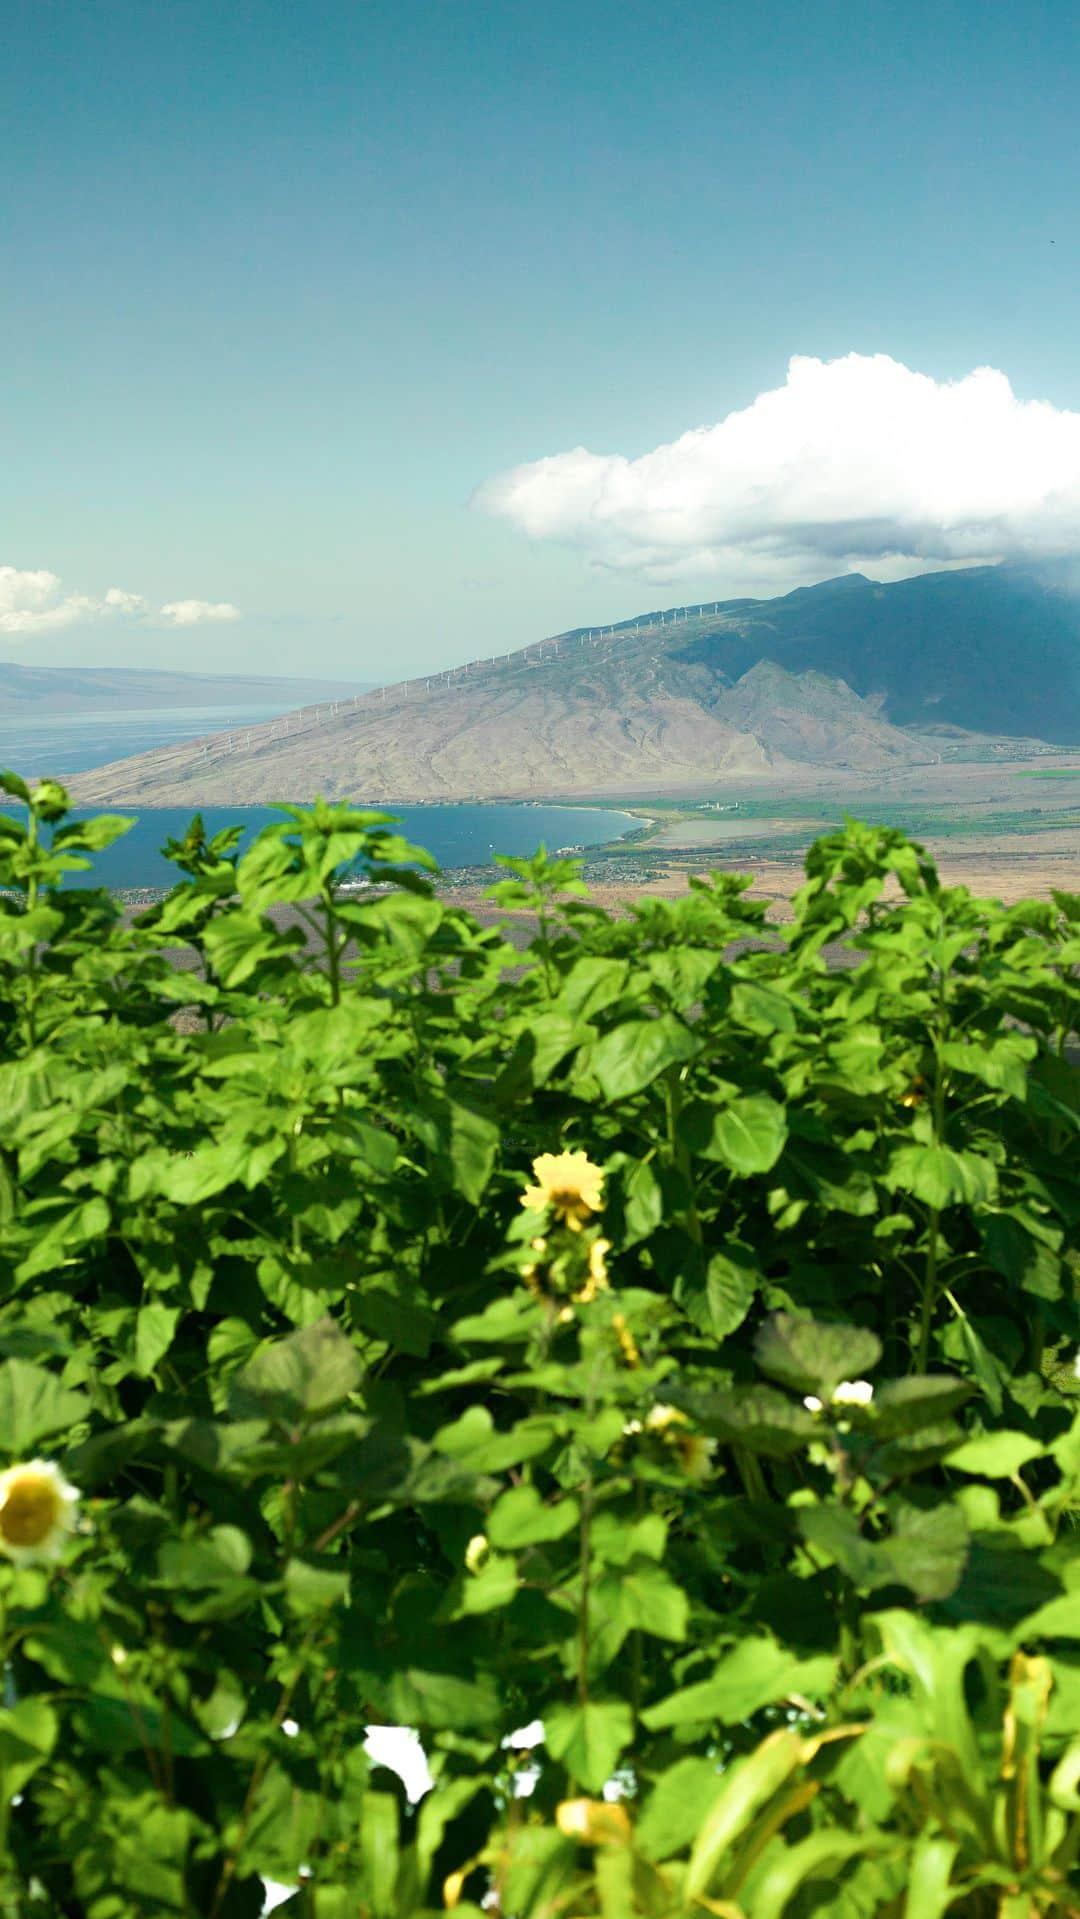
[0, 771, 1079, 1914]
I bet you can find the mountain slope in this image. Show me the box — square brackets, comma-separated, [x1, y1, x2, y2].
[676, 564, 1080, 740]
[66, 561, 1075, 805]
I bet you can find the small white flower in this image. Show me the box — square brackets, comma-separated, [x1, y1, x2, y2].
[803, 1395, 824, 1415]
[832, 1380, 874, 1408]
[0, 1461, 79, 1566]
[1073, 1350, 1080, 1381]
[464, 1534, 489, 1575]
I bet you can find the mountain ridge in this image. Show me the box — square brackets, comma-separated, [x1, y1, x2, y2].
[66, 563, 1078, 805]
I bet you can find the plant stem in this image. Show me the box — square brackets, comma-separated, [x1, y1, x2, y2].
[916, 1207, 940, 1373]
[576, 1475, 593, 1711]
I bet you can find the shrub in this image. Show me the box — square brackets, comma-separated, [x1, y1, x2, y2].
[0, 770, 1079, 1915]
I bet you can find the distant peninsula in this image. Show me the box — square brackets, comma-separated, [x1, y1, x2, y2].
[0, 661, 371, 715]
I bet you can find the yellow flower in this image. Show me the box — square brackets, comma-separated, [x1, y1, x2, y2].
[521, 1151, 605, 1226]
[645, 1403, 686, 1434]
[0, 1460, 79, 1566]
[574, 1237, 612, 1305]
[556, 1798, 632, 1845]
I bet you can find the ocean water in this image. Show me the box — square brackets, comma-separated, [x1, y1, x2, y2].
[59, 802, 634, 889]
[0, 707, 636, 886]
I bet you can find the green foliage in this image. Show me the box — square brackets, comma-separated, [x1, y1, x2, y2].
[0, 783, 1079, 1913]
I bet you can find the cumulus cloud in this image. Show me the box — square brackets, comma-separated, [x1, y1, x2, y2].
[0, 568, 105, 635]
[159, 599, 242, 627]
[103, 586, 147, 614]
[476, 353, 1080, 589]
[0, 569, 241, 640]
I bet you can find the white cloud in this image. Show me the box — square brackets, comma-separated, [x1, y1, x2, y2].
[159, 599, 242, 627]
[103, 585, 147, 614]
[0, 570, 241, 640]
[476, 353, 1080, 589]
[0, 567, 108, 635]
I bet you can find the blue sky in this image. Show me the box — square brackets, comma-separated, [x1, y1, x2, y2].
[5, 0, 1080, 677]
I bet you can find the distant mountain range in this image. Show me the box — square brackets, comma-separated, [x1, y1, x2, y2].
[0, 662, 371, 714]
[67, 563, 1080, 805]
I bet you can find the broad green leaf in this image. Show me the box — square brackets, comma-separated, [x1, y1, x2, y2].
[872, 1374, 971, 1436]
[707, 1096, 788, 1175]
[0, 1698, 57, 1799]
[887, 1144, 997, 1210]
[689, 1384, 818, 1457]
[134, 1302, 181, 1376]
[675, 1246, 759, 1338]
[877, 1500, 969, 1602]
[488, 1484, 579, 1548]
[593, 1560, 689, 1647]
[285, 1557, 351, 1615]
[433, 1406, 555, 1472]
[232, 1317, 361, 1422]
[388, 1668, 501, 1731]
[590, 1014, 698, 1100]
[455, 1552, 518, 1616]
[0, 1359, 89, 1453]
[643, 1640, 837, 1730]
[755, 1312, 881, 1398]
[947, 1432, 1044, 1477]
[635, 1756, 724, 1859]
[545, 1699, 633, 1793]
[1015, 1593, 1080, 1644]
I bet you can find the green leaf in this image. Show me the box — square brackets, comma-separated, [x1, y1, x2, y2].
[872, 1374, 971, 1436]
[800, 1500, 968, 1602]
[285, 1558, 351, 1615]
[0, 1698, 57, 1799]
[941, 1033, 1034, 1098]
[877, 1500, 969, 1602]
[0, 1359, 89, 1453]
[729, 980, 797, 1034]
[387, 1668, 501, 1731]
[594, 1560, 689, 1646]
[643, 1640, 837, 1730]
[590, 1014, 698, 1100]
[689, 1384, 817, 1457]
[52, 813, 135, 853]
[135, 1302, 181, 1376]
[545, 1699, 633, 1792]
[432, 1406, 555, 1472]
[755, 1312, 881, 1398]
[157, 1527, 260, 1621]
[488, 1484, 579, 1548]
[635, 1757, 724, 1859]
[1014, 1593, 1080, 1644]
[947, 1432, 1044, 1477]
[455, 1553, 518, 1616]
[707, 1096, 788, 1175]
[412, 1095, 499, 1203]
[232, 1317, 361, 1423]
[887, 1144, 997, 1209]
[675, 1246, 759, 1339]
